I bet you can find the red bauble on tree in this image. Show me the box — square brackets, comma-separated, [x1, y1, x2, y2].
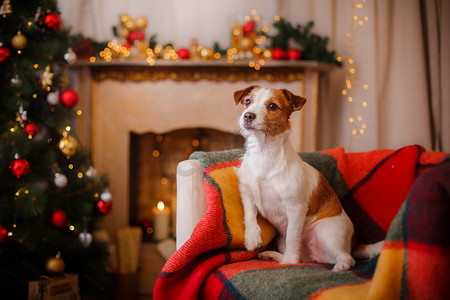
[0, 46, 11, 63]
[97, 200, 113, 215]
[59, 89, 78, 108]
[0, 225, 8, 243]
[42, 12, 61, 31]
[24, 122, 39, 137]
[51, 210, 68, 228]
[288, 49, 302, 60]
[272, 48, 287, 60]
[9, 158, 30, 178]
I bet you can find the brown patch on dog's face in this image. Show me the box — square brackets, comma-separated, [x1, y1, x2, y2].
[262, 89, 306, 137]
[234, 85, 259, 105]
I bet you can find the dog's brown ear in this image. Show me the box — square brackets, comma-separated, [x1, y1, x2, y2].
[282, 89, 306, 111]
[234, 85, 258, 105]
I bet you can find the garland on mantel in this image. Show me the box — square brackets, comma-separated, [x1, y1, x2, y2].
[71, 11, 342, 68]
[268, 18, 342, 66]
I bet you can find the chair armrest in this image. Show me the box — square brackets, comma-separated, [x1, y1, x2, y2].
[176, 160, 207, 249]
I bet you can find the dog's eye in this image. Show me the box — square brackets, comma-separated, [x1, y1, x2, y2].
[268, 103, 279, 111]
[244, 99, 252, 106]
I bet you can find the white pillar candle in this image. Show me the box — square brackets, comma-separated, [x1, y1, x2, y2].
[153, 201, 170, 241]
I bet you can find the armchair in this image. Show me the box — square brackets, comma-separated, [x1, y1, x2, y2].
[154, 145, 449, 300]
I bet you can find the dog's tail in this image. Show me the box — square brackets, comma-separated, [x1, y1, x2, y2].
[352, 240, 384, 260]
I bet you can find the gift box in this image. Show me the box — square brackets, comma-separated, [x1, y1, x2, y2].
[28, 274, 80, 300]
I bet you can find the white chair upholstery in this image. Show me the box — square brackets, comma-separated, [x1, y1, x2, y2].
[175, 160, 207, 249]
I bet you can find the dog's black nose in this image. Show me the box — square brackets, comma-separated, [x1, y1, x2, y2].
[244, 112, 256, 122]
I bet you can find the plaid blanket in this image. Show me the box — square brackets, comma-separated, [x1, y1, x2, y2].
[154, 145, 449, 299]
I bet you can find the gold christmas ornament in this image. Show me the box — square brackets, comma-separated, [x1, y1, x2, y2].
[0, 0, 12, 17]
[118, 28, 129, 39]
[58, 134, 78, 156]
[199, 47, 214, 60]
[231, 24, 242, 49]
[120, 14, 135, 31]
[45, 252, 65, 275]
[11, 31, 27, 50]
[119, 14, 132, 27]
[134, 16, 148, 30]
[240, 37, 253, 52]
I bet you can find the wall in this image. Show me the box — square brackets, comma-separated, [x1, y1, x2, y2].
[60, 0, 445, 152]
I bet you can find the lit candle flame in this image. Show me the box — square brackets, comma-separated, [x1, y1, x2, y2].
[157, 201, 165, 211]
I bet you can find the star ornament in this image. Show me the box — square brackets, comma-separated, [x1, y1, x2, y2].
[40, 65, 54, 89]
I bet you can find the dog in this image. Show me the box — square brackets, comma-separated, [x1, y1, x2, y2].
[234, 86, 383, 271]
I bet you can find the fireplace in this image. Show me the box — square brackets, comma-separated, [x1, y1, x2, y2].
[72, 60, 334, 238]
[129, 128, 244, 237]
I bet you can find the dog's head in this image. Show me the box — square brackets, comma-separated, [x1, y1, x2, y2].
[234, 86, 306, 137]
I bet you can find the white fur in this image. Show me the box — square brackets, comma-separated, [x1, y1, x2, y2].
[236, 87, 359, 271]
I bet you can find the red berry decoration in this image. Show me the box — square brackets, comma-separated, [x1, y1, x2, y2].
[0, 46, 11, 63]
[59, 89, 78, 108]
[288, 49, 302, 60]
[51, 210, 68, 228]
[177, 48, 190, 59]
[97, 200, 113, 215]
[0, 225, 8, 243]
[24, 122, 39, 137]
[272, 48, 287, 60]
[9, 158, 30, 178]
[43, 12, 61, 31]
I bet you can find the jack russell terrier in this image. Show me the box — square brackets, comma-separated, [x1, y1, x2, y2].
[234, 86, 383, 271]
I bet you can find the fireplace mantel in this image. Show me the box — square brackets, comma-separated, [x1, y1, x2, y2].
[71, 59, 335, 237]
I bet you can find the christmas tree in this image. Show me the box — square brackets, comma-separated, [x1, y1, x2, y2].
[0, 0, 111, 298]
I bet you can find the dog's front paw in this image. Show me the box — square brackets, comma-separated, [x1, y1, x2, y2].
[280, 252, 300, 265]
[332, 256, 355, 272]
[244, 225, 262, 251]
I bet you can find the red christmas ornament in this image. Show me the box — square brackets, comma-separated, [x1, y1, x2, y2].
[177, 48, 190, 59]
[0, 47, 11, 63]
[43, 12, 61, 31]
[97, 200, 113, 215]
[272, 48, 287, 60]
[128, 31, 138, 43]
[288, 49, 302, 60]
[51, 210, 68, 228]
[0, 225, 8, 243]
[59, 89, 78, 108]
[123, 41, 131, 49]
[9, 158, 30, 178]
[135, 31, 145, 41]
[24, 122, 39, 137]
[243, 20, 255, 35]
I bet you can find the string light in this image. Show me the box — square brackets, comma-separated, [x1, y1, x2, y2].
[341, 0, 368, 146]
